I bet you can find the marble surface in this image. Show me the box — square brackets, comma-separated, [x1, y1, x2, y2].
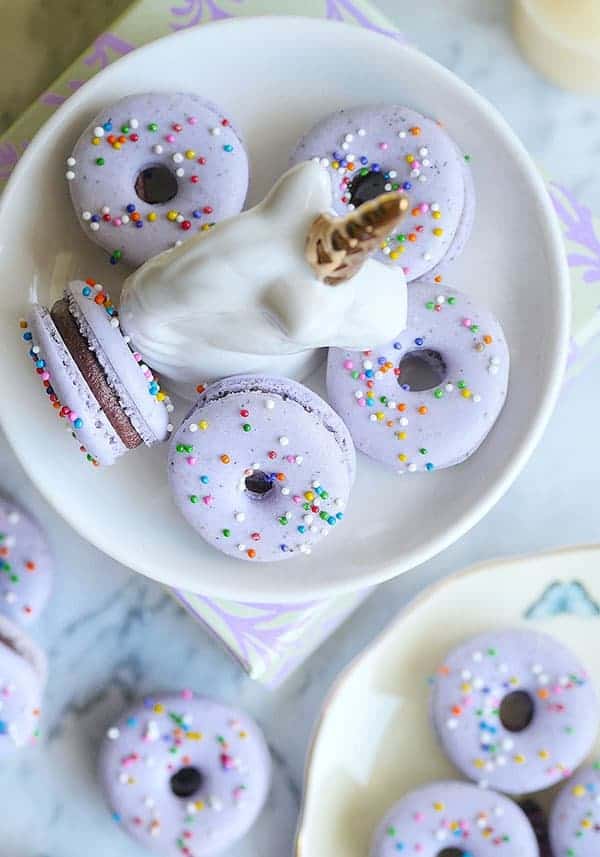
[1, 2, 600, 856]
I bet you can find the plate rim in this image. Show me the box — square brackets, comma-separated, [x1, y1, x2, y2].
[0, 16, 571, 601]
[294, 542, 600, 856]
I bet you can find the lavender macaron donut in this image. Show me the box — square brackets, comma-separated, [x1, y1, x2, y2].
[326, 281, 509, 473]
[168, 375, 355, 561]
[0, 497, 53, 625]
[25, 280, 170, 466]
[99, 691, 271, 856]
[290, 105, 474, 280]
[370, 781, 538, 856]
[430, 629, 599, 794]
[0, 616, 45, 756]
[549, 761, 600, 856]
[66, 93, 249, 267]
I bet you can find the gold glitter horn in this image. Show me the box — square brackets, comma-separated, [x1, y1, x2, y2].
[305, 192, 409, 285]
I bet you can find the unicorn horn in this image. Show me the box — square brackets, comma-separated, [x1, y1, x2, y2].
[305, 192, 409, 285]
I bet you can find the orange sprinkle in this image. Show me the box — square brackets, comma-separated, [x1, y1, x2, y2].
[483, 335, 493, 345]
[538, 688, 550, 700]
[25, 561, 37, 572]
[247, 549, 256, 559]
[85, 278, 96, 286]
[410, 126, 421, 136]
[434, 275, 443, 283]
[220, 454, 231, 464]
[438, 665, 450, 676]
[19, 319, 28, 329]
[94, 293, 106, 305]
[411, 207, 421, 217]
[451, 704, 462, 716]
[418, 405, 428, 415]
[408, 233, 417, 242]
[107, 134, 116, 144]
[0, 548, 8, 557]
[196, 384, 206, 394]
[118, 135, 127, 144]
[131, 212, 141, 222]
[276, 473, 286, 481]
[386, 420, 394, 428]
[366, 380, 374, 389]
[397, 403, 407, 412]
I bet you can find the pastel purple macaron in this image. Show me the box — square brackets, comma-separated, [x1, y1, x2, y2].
[0, 616, 46, 756]
[66, 93, 250, 267]
[25, 280, 170, 466]
[326, 281, 509, 473]
[0, 497, 53, 625]
[370, 781, 539, 856]
[168, 375, 356, 561]
[290, 104, 474, 280]
[99, 691, 271, 856]
[430, 629, 599, 794]
[549, 761, 600, 856]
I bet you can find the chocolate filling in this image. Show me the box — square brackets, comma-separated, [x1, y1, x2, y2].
[50, 299, 142, 450]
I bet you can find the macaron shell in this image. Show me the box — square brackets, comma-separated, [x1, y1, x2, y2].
[290, 104, 472, 280]
[0, 618, 45, 755]
[549, 762, 600, 856]
[27, 304, 126, 466]
[66, 281, 169, 445]
[0, 497, 53, 625]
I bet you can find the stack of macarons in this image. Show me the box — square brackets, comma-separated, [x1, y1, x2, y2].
[370, 627, 600, 856]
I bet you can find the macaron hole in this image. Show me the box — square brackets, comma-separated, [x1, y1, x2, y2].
[436, 850, 467, 857]
[134, 163, 178, 204]
[245, 469, 274, 500]
[347, 169, 388, 208]
[169, 765, 204, 798]
[397, 349, 446, 392]
[499, 690, 535, 733]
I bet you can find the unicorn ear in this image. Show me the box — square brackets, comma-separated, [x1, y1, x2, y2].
[263, 161, 333, 225]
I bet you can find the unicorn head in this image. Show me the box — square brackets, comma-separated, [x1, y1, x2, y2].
[120, 161, 408, 398]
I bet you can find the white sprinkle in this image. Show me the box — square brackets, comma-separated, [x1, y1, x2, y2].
[189, 423, 198, 433]
[384, 183, 392, 192]
[123, 336, 131, 344]
[281, 487, 290, 496]
[174, 240, 183, 247]
[175, 167, 185, 177]
[491, 356, 501, 366]
[118, 772, 129, 784]
[279, 436, 289, 447]
[445, 383, 454, 392]
[369, 414, 378, 422]
[398, 130, 407, 138]
[4, 592, 16, 604]
[90, 222, 100, 232]
[173, 152, 184, 163]
[344, 133, 354, 142]
[431, 203, 440, 212]
[423, 252, 432, 261]
[107, 727, 120, 740]
[374, 371, 383, 379]
[422, 158, 431, 167]
[312, 480, 320, 488]
[82, 210, 91, 221]
[93, 126, 105, 137]
[354, 391, 363, 399]
[357, 128, 367, 136]
[341, 142, 350, 151]
[502, 738, 514, 751]
[488, 365, 499, 375]
[110, 318, 120, 328]
[347, 203, 355, 211]
[235, 512, 245, 523]
[338, 167, 346, 176]
[295, 456, 303, 465]
[237, 544, 246, 551]
[473, 394, 481, 403]
[304, 515, 313, 525]
[167, 423, 174, 432]
[473, 651, 483, 662]
[265, 398, 275, 409]
[363, 360, 373, 370]
[31, 346, 40, 354]
[65, 170, 75, 181]
[419, 147, 429, 157]
[410, 168, 420, 179]
[447, 718, 458, 730]
[407, 463, 417, 472]
[312, 156, 320, 164]
[418, 174, 427, 183]
[382, 246, 391, 255]
[435, 295, 445, 305]
[300, 544, 312, 555]
[461, 669, 472, 679]
[101, 205, 110, 214]
[153, 144, 163, 155]
[129, 118, 139, 129]
[399, 417, 408, 427]
[176, 214, 184, 223]
[387, 400, 396, 409]
[210, 127, 221, 136]
[319, 158, 330, 168]
[166, 404, 175, 413]
[388, 170, 397, 178]
[66, 156, 76, 167]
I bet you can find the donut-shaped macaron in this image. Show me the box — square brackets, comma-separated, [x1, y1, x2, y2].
[290, 104, 474, 280]
[326, 281, 509, 473]
[0, 497, 53, 624]
[168, 375, 355, 561]
[430, 629, 599, 794]
[99, 691, 271, 856]
[66, 93, 249, 267]
[549, 761, 600, 856]
[370, 781, 538, 856]
[24, 280, 170, 466]
[0, 616, 45, 756]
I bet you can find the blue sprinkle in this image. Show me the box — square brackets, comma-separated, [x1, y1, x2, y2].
[192, 209, 202, 219]
[377, 357, 386, 365]
[327, 516, 336, 526]
[336, 512, 344, 520]
[297, 525, 306, 534]
[223, 144, 234, 152]
[200, 475, 209, 484]
[402, 181, 412, 190]
[415, 337, 424, 346]
[366, 398, 374, 406]
[426, 462, 435, 472]
[333, 150, 343, 160]
[110, 256, 118, 265]
[360, 156, 369, 165]
[393, 342, 402, 350]
[91, 214, 100, 223]
[126, 203, 136, 213]
[401, 383, 410, 391]
[339, 158, 347, 168]
[103, 121, 112, 131]
[73, 418, 83, 429]
[280, 544, 289, 552]
[82, 286, 92, 297]
[111, 811, 122, 823]
[45, 387, 54, 396]
[0, 721, 7, 734]
[107, 306, 116, 315]
[36, 360, 45, 369]
[126, 716, 138, 728]
[23, 332, 32, 341]
[135, 221, 143, 229]
[371, 163, 381, 172]
[365, 369, 374, 379]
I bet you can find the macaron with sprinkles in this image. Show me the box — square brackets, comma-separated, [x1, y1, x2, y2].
[0, 497, 53, 625]
[24, 280, 171, 466]
[0, 615, 46, 757]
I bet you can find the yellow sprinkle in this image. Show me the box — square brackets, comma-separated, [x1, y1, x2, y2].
[112, 141, 121, 150]
[389, 250, 400, 260]
[185, 149, 196, 159]
[187, 731, 203, 741]
[406, 154, 414, 164]
[147, 212, 157, 222]
[194, 800, 205, 811]
[433, 227, 444, 237]
[156, 392, 166, 402]
[395, 431, 407, 441]
[380, 241, 388, 250]
[572, 784, 586, 797]
[167, 210, 178, 221]
[538, 749, 550, 760]
[375, 412, 385, 421]
[332, 161, 340, 169]
[398, 453, 408, 462]
[432, 210, 442, 219]
[473, 758, 485, 769]
[201, 223, 212, 231]
[198, 420, 209, 431]
[305, 491, 315, 502]
[460, 683, 472, 693]
[153, 703, 165, 714]
[239, 730, 248, 739]
[366, 391, 374, 399]
[582, 818, 592, 828]
[461, 389, 472, 399]
[514, 754, 526, 764]
[482, 827, 493, 839]
[433, 802, 444, 812]
[91, 136, 101, 145]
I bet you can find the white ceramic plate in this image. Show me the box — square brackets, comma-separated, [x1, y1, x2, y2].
[297, 544, 600, 856]
[0, 17, 569, 602]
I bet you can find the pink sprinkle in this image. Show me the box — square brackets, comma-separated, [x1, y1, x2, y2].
[463, 318, 472, 327]
[419, 203, 429, 213]
[68, 412, 78, 423]
[379, 142, 388, 150]
[181, 688, 193, 700]
[413, 160, 421, 169]
[292, 495, 302, 504]
[133, 352, 142, 362]
[112, 217, 122, 227]
[186, 456, 197, 466]
[357, 399, 366, 407]
[285, 455, 296, 463]
[414, 811, 424, 822]
[232, 786, 245, 801]
[220, 752, 236, 769]
[165, 133, 176, 143]
[41, 371, 50, 381]
[187, 116, 198, 125]
[173, 123, 183, 132]
[122, 752, 139, 767]
[143, 370, 152, 379]
[203, 495, 213, 506]
[359, 372, 366, 381]
[343, 359, 353, 370]
[402, 266, 410, 275]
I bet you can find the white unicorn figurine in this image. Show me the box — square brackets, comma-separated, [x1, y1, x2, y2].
[120, 161, 408, 398]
